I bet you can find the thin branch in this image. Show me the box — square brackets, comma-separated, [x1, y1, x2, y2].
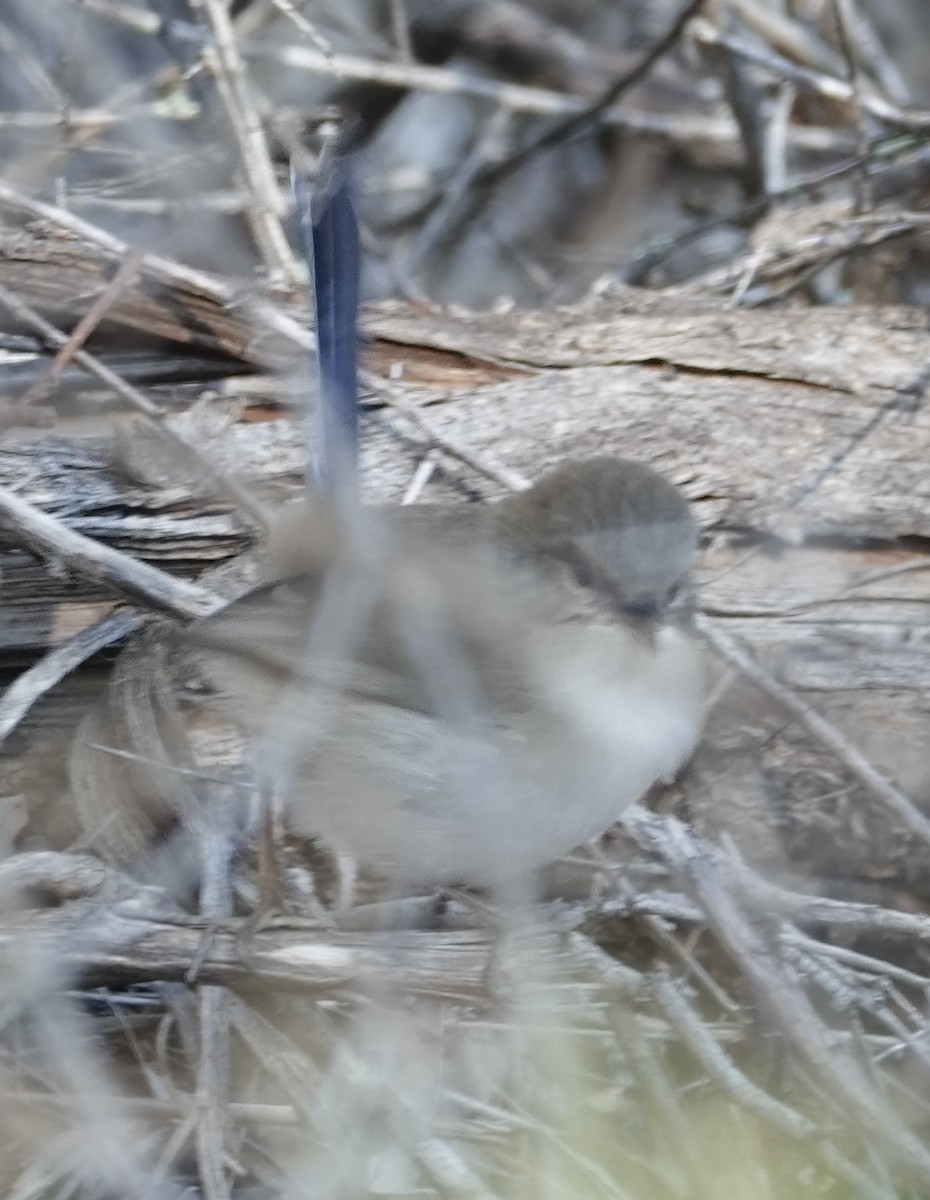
[0, 610, 143, 746]
[477, 0, 708, 191]
[649, 818, 930, 1187]
[0, 282, 270, 532]
[9, 1088, 300, 1127]
[0, 485, 220, 621]
[364, 372, 530, 492]
[694, 614, 930, 848]
[762, 82, 796, 196]
[832, 0, 911, 107]
[401, 106, 514, 289]
[830, 0, 873, 213]
[265, 0, 334, 58]
[192, 792, 237, 1200]
[782, 928, 930, 991]
[652, 970, 896, 1200]
[79, 0, 847, 156]
[401, 452, 440, 504]
[17, 248, 145, 407]
[0, 180, 316, 359]
[388, 0, 414, 62]
[194, 0, 300, 286]
[692, 17, 930, 130]
[626, 132, 930, 283]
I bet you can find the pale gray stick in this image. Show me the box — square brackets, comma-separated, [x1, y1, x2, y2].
[651, 815, 930, 1188]
[0, 180, 316, 356]
[695, 613, 930, 847]
[192, 789, 236, 1200]
[0, 609, 143, 746]
[653, 969, 896, 1200]
[0, 484, 220, 619]
[198, 0, 299, 286]
[0, 281, 271, 532]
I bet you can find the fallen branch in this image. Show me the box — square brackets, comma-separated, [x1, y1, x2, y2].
[0, 485, 221, 620]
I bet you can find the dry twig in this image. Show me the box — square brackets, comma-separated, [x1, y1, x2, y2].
[695, 613, 930, 847]
[0, 281, 271, 531]
[0, 610, 143, 746]
[0, 485, 220, 620]
[194, 0, 299, 287]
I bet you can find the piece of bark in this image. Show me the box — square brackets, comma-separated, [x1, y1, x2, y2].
[1, 319, 928, 664]
[5, 221, 930, 392]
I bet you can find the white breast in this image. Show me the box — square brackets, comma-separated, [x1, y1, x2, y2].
[510, 621, 705, 856]
[285, 622, 704, 887]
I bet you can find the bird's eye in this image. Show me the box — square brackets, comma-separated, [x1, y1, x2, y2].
[571, 560, 596, 589]
[623, 597, 660, 619]
[664, 581, 694, 613]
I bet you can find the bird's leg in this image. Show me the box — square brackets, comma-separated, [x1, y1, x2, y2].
[234, 782, 345, 970]
[464, 876, 543, 1000]
[255, 777, 284, 918]
[232, 782, 282, 972]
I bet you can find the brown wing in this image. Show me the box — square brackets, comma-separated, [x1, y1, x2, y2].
[187, 501, 537, 728]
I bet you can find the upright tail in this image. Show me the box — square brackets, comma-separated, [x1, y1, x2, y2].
[292, 148, 360, 495]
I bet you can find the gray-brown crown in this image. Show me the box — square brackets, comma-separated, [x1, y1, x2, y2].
[494, 457, 697, 617]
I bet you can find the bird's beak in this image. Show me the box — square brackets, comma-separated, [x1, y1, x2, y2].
[620, 598, 662, 620]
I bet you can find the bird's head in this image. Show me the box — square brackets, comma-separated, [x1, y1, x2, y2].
[494, 457, 697, 621]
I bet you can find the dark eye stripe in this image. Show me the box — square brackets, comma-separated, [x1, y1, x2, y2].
[572, 561, 596, 589]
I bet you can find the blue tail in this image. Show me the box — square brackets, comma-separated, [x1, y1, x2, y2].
[292, 156, 360, 493]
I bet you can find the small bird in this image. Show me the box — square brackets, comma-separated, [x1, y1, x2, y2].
[187, 456, 704, 892]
